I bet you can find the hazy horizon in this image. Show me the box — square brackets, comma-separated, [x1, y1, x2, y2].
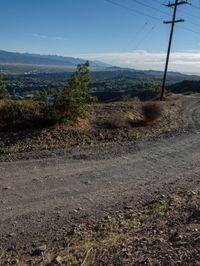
[1, 48, 200, 75]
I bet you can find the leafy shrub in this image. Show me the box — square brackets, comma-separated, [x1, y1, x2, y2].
[0, 100, 53, 127]
[142, 103, 163, 124]
[0, 145, 20, 155]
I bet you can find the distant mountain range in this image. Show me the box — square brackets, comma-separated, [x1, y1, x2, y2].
[0, 50, 111, 69]
[89, 68, 200, 84]
[0, 50, 200, 84]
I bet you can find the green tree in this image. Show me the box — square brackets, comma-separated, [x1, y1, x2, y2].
[0, 74, 8, 99]
[54, 61, 96, 122]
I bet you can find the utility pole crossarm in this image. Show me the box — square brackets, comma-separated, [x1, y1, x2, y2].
[164, 1, 188, 7]
[164, 19, 184, 24]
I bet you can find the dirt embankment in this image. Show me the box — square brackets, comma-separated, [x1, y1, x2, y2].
[0, 98, 181, 156]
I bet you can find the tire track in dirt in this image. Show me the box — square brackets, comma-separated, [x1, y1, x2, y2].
[180, 95, 200, 131]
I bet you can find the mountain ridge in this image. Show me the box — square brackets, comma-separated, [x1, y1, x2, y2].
[0, 50, 200, 83]
[0, 50, 111, 68]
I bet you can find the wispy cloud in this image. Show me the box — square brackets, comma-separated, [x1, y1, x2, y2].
[52, 36, 67, 41]
[32, 34, 67, 41]
[32, 33, 47, 39]
[79, 50, 200, 73]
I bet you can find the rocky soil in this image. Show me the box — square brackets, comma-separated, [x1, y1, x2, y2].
[0, 94, 200, 265]
[2, 189, 199, 265]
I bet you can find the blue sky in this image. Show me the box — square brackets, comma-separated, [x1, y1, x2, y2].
[1, 0, 200, 71]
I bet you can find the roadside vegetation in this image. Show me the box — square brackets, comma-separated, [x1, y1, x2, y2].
[0, 62, 182, 155]
[0, 100, 180, 156]
[0, 62, 96, 129]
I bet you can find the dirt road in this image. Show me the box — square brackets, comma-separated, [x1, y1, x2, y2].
[0, 94, 200, 250]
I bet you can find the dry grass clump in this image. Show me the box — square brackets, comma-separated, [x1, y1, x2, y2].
[142, 102, 164, 124]
[106, 111, 128, 129]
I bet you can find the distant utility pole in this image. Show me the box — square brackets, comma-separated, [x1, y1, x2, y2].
[160, 0, 188, 101]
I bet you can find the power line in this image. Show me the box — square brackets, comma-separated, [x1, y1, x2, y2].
[189, 3, 200, 10]
[187, 19, 200, 28]
[159, 0, 200, 30]
[178, 24, 200, 35]
[133, 23, 161, 50]
[180, 9, 200, 21]
[104, 0, 163, 53]
[127, 19, 151, 49]
[104, 0, 200, 38]
[130, 1, 200, 38]
[129, 1, 170, 52]
[134, 0, 200, 24]
[104, 0, 200, 42]
[127, 1, 166, 50]
[130, 0, 171, 17]
[151, 0, 200, 21]
[103, 0, 162, 21]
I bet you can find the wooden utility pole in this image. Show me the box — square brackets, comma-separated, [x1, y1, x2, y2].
[160, 0, 188, 101]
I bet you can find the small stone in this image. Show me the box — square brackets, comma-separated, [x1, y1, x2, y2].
[31, 245, 47, 256]
[124, 206, 133, 210]
[125, 213, 133, 219]
[10, 259, 19, 265]
[3, 186, 11, 190]
[84, 181, 92, 185]
[74, 207, 82, 213]
[104, 215, 111, 221]
[7, 233, 15, 238]
[53, 255, 62, 264]
[169, 232, 182, 243]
